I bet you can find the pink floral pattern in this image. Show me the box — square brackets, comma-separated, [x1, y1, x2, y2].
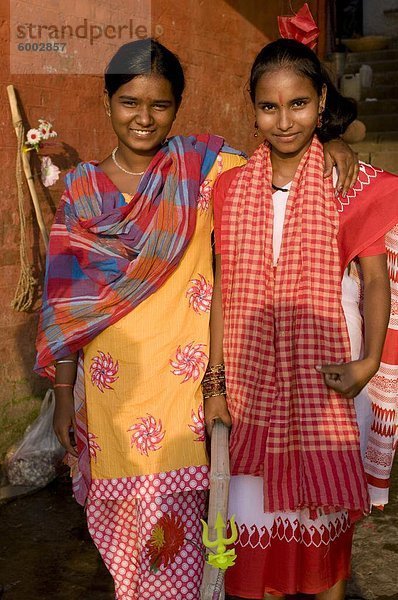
[170, 342, 208, 383]
[186, 274, 213, 314]
[198, 179, 212, 213]
[88, 432, 102, 462]
[188, 404, 205, 441]
[128, 414, 165, 456]
[90, 351, 119, 392]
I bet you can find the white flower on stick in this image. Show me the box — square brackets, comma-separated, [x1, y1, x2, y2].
[41, 156, 60, 187]
[26, 128, 42, 149]
[38, 119, 57, 140]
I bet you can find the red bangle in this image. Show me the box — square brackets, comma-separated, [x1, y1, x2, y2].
[54, 383, 74, 388]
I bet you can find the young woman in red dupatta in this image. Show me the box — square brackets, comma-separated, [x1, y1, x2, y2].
[35, 37, 361, 600]
[208, 39, 398, 600]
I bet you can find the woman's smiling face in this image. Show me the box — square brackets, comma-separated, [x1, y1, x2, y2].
[105, 74, 178, 157]
[255, 67, 326, 161]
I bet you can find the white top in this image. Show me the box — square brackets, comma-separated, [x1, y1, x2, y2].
[272, 171, 339, 266]
[272, 182, 291, 266]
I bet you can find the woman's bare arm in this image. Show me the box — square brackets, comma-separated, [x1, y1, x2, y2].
[323, 138, 359, 196]
[316, 254, 390, 398]
[53, 352, 79, 456]
[204, 254, 232, 435]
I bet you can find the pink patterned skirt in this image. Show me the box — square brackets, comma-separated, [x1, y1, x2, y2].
[87, 490, 206, 599]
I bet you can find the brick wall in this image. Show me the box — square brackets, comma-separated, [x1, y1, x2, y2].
[0, 0, 323, 446]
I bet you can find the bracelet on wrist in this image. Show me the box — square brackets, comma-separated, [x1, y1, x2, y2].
[55, 359, 77, 365]
[201, 363, 226, 398]
[203, 390, 226, 400]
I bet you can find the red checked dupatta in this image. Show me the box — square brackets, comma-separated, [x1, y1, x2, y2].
[221, 137, 398, 515]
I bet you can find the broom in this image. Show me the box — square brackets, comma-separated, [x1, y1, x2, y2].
[6, 85, 49, 311]
[7, 85, 49, 249]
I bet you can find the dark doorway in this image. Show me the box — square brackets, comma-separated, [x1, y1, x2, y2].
[336, 0, 363, 39]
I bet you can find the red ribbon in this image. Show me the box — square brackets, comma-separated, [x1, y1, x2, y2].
[278, 3, 319, 50]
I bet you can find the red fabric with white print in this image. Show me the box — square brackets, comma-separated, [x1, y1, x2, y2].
[87, 490, 206, 599]
[365, 224, 398, 505]
[89, 465, 209, 502]
[225, 519, 354, 597]
[336, 164, 398, 272]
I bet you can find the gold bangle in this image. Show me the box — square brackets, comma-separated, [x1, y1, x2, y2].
[203, 390, 226, 400]
[203, 363, 225, 375]
[201, 363, 226, 399]
[202, 364, 225, 382]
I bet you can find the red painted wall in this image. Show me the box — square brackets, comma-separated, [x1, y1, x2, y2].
[0, 0, 324, 406]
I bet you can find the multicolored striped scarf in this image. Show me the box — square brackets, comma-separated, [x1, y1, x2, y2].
[36, 134, 228, 375]
[221, 136, 398, 516]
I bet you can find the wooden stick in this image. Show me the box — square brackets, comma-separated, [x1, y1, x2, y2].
[201, 420, 231, 600]
[7, 85, 49, 249]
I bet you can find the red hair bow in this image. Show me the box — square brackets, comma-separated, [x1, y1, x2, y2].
[278, 3, 319, 50]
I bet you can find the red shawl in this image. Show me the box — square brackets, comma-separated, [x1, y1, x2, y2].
[220, 137, 398, 515]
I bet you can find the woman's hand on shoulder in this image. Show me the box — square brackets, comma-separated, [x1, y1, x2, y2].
[315, 357, 379, 399]
[204, 394, 232, 436]
[323, 138, 359, 196]
[53, 390, 78, 457]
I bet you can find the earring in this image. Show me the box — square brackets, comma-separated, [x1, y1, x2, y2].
[106, 109, 111, 117]
[254, 122, 259, 138]
[317, 110, 324, 128]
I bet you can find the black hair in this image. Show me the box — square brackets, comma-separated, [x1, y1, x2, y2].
[105, 38, 185, 106]
[249, 38, 357, 142]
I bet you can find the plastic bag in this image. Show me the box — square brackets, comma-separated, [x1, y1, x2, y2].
[4, 389, 65, 488]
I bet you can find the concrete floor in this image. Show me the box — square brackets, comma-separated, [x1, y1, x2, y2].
[0, 463, 397, 600]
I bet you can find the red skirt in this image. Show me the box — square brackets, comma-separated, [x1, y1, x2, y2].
[225, 475, 355, 598]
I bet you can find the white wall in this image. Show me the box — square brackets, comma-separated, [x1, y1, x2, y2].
[363, 0, 398, 36]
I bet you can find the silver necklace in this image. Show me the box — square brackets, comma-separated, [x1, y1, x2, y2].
[111, 147, 145, 176]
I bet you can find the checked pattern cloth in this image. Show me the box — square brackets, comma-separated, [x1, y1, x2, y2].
[220, 137, 370, 515]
